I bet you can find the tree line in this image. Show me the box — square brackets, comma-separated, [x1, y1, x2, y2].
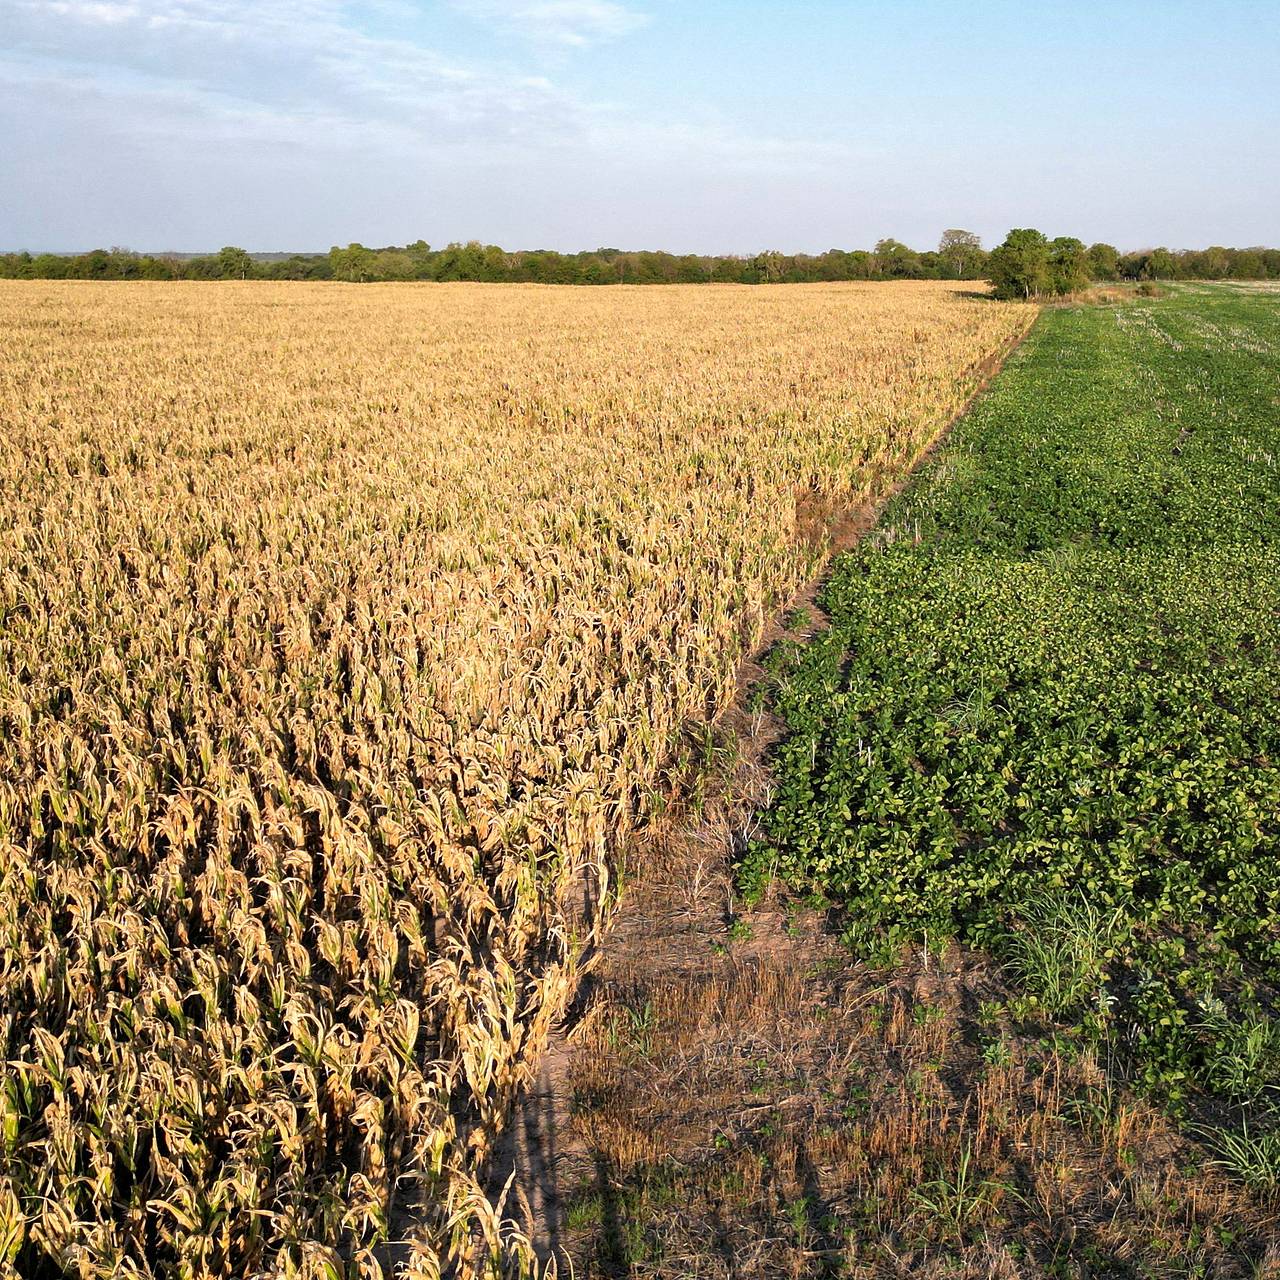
[3, 232, 1278, 287]
[983, 230, 1280, 299]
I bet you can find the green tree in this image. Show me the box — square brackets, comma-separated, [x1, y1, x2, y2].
[674, 254, 706, 283]
[1141, 248, 1178, 280]
[31, 253, 68, 279]
[749, 250, 786, 283]
[873, 238, 923, 278]
[329, 243, 375, 282]
[938, 229, 983, 278]
[216, 246, 253, 279]
[373, 250, 416, 281]
[1048, 237, 1089, 294]
[1197, 246, 1230, 278]
[1086, 243, 1119, 280]
[1230, 249, 1265, 279]
[988, 228, 1051, 299]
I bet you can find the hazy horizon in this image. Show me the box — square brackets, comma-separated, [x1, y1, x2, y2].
[15, 235, 1280, 258]
[4, 0, 1278, 255]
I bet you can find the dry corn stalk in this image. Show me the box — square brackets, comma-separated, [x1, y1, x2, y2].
[0, 279, 1034, 1277]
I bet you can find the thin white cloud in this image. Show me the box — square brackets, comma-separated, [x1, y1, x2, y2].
[451, 0, 646, 48]
[43, 0, 140, 20]
[1, 0, 866, 250]
[4, 0, 840, 168]
[5, 0, 588, 151]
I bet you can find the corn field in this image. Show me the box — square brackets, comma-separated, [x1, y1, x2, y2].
[0, 280, 1033, 1278]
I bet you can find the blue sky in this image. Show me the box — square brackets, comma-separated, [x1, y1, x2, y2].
[3, 0, 1277, 253]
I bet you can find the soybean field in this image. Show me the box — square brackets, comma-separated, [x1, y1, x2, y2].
[748, 283, 1280, 1147]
